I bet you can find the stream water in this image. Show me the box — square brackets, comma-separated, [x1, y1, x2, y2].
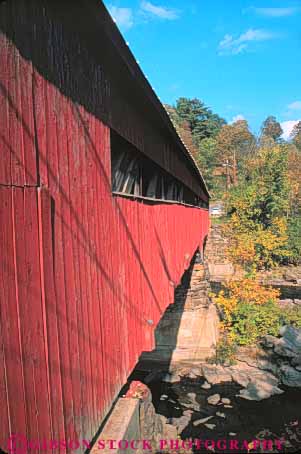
[129, 369, 301, 453]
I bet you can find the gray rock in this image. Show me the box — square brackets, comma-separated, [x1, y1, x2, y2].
[221, 398, 231, 405]
[187, 392, 197, 400]
[193, 416, 213, 426]
[187, 371, 197, 379]
[204, 423, 216, 430]
[188, 392, 200, 411]
[181, 392, 200, 411]
[262, 335, 278, 349]
[236, 348, 278, 374]
[281, 325, 301, 349]
[262, 334, 295, 357]
[279, 365, 301, 387]
[237, 381, 284, 401]
[291, 355, 301, 367]
[268, 326, 301, 359]
[255, 359, 279, 375]
[207, 394, 220, 405]
[274, 341, 297, 358]
[201, 381, 211, 390]
[229, 367, 250, 388]
[250, 369, 279, 387]
[202, 364, 232, 385]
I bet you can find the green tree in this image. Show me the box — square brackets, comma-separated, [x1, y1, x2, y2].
[196, 137, 219, 192]
[164, 104, 199, 159]
[166, 98, 226, 198]
[175, 97, 226, 143]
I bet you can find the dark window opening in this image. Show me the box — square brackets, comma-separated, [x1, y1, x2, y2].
[111, 130, 209, 208]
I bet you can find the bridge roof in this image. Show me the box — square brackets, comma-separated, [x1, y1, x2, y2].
[98, 0, 210, 198]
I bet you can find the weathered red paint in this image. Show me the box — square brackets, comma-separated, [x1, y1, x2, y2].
[0, 0, 209, 449]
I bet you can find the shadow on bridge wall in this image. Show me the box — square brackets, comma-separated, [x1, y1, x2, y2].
[123, 249, 202, 380]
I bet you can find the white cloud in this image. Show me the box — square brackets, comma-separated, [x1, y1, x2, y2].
[140, 1, 180, 20]
[288, 101, 301, 111]
[218, 28, 276, 55]
[231, 114, 245, 123]
[109, 5, 134, 30]
[281, 120, 301, 140]
[254, 7, 300, 17]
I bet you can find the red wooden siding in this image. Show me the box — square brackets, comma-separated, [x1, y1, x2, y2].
[0, 3, 209, 451]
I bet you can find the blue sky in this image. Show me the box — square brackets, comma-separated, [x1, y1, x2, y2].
[103, 0, 301, 137]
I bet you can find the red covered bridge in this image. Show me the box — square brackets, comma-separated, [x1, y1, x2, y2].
[0, 0, 209, 448]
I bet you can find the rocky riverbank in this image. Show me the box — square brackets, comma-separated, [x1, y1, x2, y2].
[144, 325, 301, 400]
[128, 325, 301, 453]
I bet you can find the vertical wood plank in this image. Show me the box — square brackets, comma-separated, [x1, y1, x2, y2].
[0, 32, 12, 185]
[2, 187, 28, 439]
[37, 187, 66, 443]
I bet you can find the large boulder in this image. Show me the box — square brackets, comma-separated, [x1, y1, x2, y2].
[202, 364, 232, 385]
[280, 325, 301, 350]
[262, 326, 301, 359]
[229, 366, 250, 388]
[238, 380, 284, 401]
[229, 362, 283, 400]
[279, 365, 301, 387]
[291, 355, 301, 367]
[272, 326, 301, 358]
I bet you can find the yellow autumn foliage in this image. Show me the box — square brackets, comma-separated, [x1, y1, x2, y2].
[224, 215, 290, 270]
[212, 278, 281, 345]
[213, 278, 280, 316]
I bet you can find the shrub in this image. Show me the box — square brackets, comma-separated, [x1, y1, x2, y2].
[213, 276, 301, 346]
[214, 335, 238, 365]
[213, 277, 280, 324]
[281, 305, 301, 329]
[213, 277, 282, 346]
[230, 300, 282, 346]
